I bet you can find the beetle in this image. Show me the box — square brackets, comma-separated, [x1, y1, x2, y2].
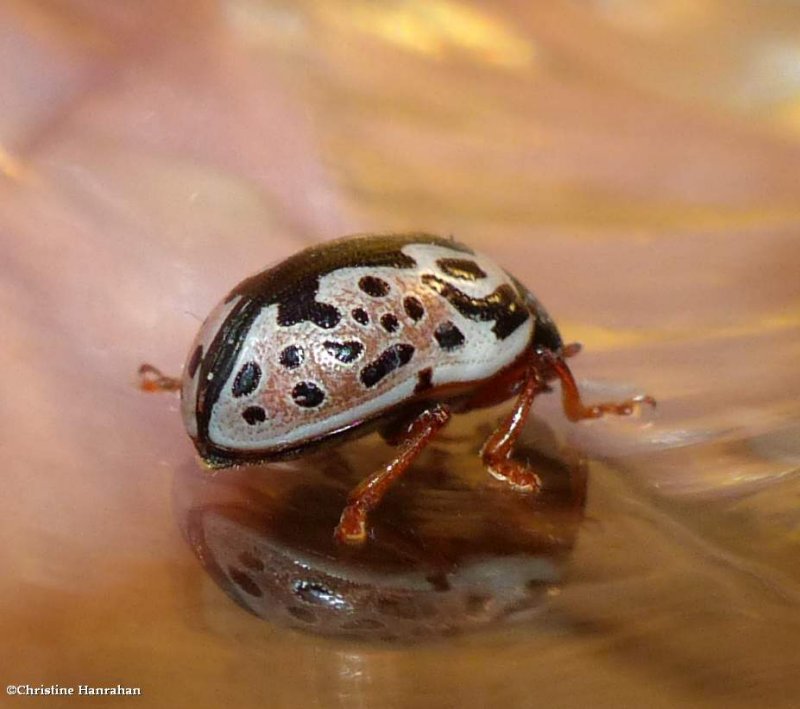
[140, 233, 654, 545]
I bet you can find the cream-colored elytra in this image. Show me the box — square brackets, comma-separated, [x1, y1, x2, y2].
[198, 242, 533, 452]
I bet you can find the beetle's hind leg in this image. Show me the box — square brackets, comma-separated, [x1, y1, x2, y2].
[538, 349, 656, 421]
[138, 363, 181, 393]
[480, 357, 543, 492]
[335, 403, 452, 545]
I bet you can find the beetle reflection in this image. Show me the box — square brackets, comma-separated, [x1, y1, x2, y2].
[173, 411, 587, 641]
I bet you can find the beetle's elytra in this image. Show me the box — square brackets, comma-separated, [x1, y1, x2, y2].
[140, 233, 654, 544]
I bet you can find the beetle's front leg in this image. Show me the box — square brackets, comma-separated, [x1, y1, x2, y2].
[481, 346, 655, 493]
[480, 356, 543, 492]
[335, 403, 452, 545]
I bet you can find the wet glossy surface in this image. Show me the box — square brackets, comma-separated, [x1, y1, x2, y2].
[175, 412, 586, 640]
[2, 0, 800, 706]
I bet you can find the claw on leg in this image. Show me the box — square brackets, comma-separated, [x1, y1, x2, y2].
[138, 363, 181, 393]
[334, 503, 368, 545]
[487, 459, 541, 492]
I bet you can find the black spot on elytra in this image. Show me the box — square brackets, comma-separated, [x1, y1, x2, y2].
[360, 344, 415, 388]
[352, 307, 370, 325]
[434, 321, 465, 350]
[242, 406, 266, 425]
[403, 296, 425, 321]
[279, 345, 304, 369]
[187, 344, 203, 378]
[436, 258, 487, 281]
[324, 340, 364, 364]
[232, 361, 261, 397]
[292, 381, 325, 407]
[415, 367, 434, 393]
[228, 567, 262, 597]
[422, 275, 528, 339]
[194, 234, 471, 463]
[380, 313, 400, 333]
[359, 276, 390, 297]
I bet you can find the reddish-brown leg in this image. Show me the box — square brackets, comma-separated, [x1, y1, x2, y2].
[481, 345, 655, 492]
[480, 359, 543, 492]
[335, 404, 452, 545]
[537, 349, 656, 421]
[138, 363, 181, 393]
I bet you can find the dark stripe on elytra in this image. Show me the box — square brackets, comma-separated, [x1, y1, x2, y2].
[324, 340, 364, 363]
[360, 344, 415, 388]
[195, 297, 263, 456]
[187, 344, 203, 378]
[195, 234, 472, 461]
[280, 299, 340, 329]
[230, 234, 470, 328]
[232, 361, 261, 397]
[506, 272, 563, 352]
[436, 258, 487, 281]
[421, 275, 529, 339]
[434, 321, 465, 350]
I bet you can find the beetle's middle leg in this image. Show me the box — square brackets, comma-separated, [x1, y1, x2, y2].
[335, 403, 452, 545]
